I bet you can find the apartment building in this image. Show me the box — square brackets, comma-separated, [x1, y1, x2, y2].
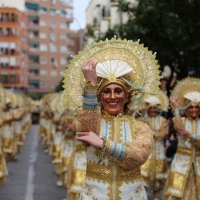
[86, 0, 137, 44]
[25, 0, 74, 93]
[0, 7, 29, 90]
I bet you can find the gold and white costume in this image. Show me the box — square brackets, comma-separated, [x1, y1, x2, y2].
[164, 78, 200, 200]
[140, 91, 169, 191]
[62, 38, 161, 199]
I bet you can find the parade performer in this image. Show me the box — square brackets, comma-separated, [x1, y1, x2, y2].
[163, 78, 200, 200]
[0, 85, 8, 186]
[62, 38, 161, 200]
[13, 94, 25, 153]
[140, 91, 169, 200]
[1, 91, 15, 162]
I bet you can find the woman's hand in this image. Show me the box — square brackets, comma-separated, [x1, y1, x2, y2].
[82, 60, 97, 85]
[76, 131, 103, 148]
[170, 96, 178, 107]
[177, 128, 190, 137]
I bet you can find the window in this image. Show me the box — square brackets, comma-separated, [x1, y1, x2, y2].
[50, 33, 56, 42]
[39, 32, 47, 39]
[40, 82, 47, 88]
[60, 57, 67, 65]
[60, 46, 67, 53]
[60, 34, 66, 41]
[51, 83, 56, 89]
[40, 69, 47, 76]
[51, 58, 58, 67]
[40, 20, 46, 26]
[51, 0, 56, 4]
[40, 44, 47, 52]
[60, 0, 73, 7]
[40, 57, 47, 64]
[60, 22, 66, 29]
[49, 21, 56, 29]
[60, 10, 67, 17]
[39, 6, 47, 14]
[50, 70, 57, 77]
[50, 43, 57, 52]
[50, 8, 56, 15]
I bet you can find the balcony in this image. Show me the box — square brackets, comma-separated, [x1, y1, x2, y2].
[29, 79, 40, 89]
[29, 67, 39, 76]
[29, 54, 40, 64]
[102, 9, 111, 20]
[26, 9, 38, 16]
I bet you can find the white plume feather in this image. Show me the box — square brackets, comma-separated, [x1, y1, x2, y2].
[184, 92, 200, 102]
[96, 60, 133, 79]
[145, 96, 161, 105]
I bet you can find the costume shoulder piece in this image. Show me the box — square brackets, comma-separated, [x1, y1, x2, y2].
[62, 38, 161, 110]
[171, 77, 200, 110]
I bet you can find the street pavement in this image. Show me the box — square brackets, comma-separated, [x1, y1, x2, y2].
[0, 125, 66, 200]
[0, 125, 162, 200]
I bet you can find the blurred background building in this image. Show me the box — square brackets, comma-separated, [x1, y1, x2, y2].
[0, 0, 75, 95]
[25, 0, 74, 93]
[85, 0, 137, 44]
[0, 5, 29, 91]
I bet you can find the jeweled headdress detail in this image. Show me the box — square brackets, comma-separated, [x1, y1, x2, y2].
[171, 77, 200, 110]
[62, 38, 161, 109]
[141, 90, 169, 112]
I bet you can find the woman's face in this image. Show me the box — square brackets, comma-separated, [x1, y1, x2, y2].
[148, 106, 157, 117]
[186, 103, 200, 119]
[100, 84, 128, 116]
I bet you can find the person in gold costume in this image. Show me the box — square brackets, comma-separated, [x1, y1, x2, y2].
[139, 91, 169, 200]
[163, 78, 200, 200]
[62, 38, 161, 200]
[1, 92, 15, 162]
[0, 85, 8, 186]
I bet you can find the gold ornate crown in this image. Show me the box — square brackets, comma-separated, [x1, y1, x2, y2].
[171, 77, 200, 110]
[62, 38, 161, 109]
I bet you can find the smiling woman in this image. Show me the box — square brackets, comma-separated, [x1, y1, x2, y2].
[62, 38, 161, 200]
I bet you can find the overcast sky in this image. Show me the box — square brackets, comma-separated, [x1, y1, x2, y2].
[70, 0, 91, 30]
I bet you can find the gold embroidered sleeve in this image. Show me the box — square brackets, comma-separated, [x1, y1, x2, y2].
[76, 107, 101, 133]
[172, 116, 184, 130]
[102, 122, 153, 169]
[154, 118, 169, 140]
[118, 122, 152, 169]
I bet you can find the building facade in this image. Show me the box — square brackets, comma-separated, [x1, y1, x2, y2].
[86, 0, 137, 44]
[0, 7, 29, 90]
[25, 0, 74, 93]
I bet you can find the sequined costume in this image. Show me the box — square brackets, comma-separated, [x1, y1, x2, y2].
[62, 38, 161, 200]
[139, 91, 169, 193]
[163, 78, 200, 200]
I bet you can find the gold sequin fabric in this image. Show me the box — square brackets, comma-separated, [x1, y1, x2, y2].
[80, 114, 152, 199]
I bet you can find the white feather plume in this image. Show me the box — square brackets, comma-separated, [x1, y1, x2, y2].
[184, 92, 200, 103]
[96, 60, 133, 79]
[145, 96, 161, 105]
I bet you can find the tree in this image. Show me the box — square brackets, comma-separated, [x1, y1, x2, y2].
[101, 0, 200, 79]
